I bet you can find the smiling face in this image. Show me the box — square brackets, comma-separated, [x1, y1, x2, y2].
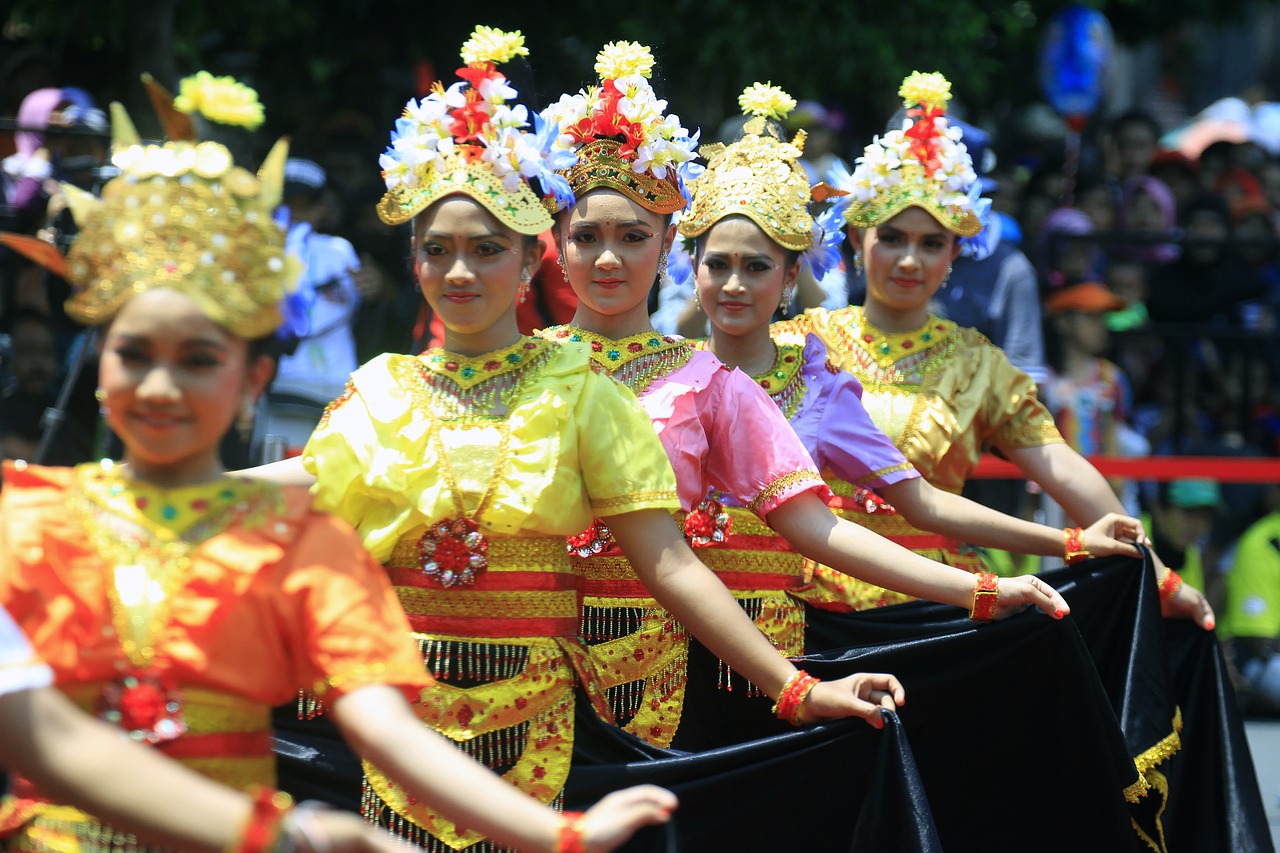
[696, 216, 799, 340]
[99, 288, 273, 486]
[859, 207, 960, 322]
[413, 196, 541, 355]
[559, 189, 676, 334]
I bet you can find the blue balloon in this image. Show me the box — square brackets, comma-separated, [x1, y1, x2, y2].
[1040, 4, 1113, 121]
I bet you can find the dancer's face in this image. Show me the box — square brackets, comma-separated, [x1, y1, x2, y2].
[99, 288, 272, 486]
[558, 189, 675, 322]
[696, 216, 798, 339]
[859, 207, 960, 315]
[413, 196, 540, 348]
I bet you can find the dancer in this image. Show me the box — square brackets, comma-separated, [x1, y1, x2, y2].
[0, 87, 675, 853]
[538, 46, 1073, 748]
[801, 72, 1212, 628]
[686, 84, 1145, 622]
[253, 28, 906, 851]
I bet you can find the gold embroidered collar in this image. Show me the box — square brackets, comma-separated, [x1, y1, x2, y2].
[419, 337, 552, 390]
[837, 308, 956, 370]
[542, 325, 687, 371]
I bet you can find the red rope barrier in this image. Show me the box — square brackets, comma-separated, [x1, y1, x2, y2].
[971, 455, 1280, 483]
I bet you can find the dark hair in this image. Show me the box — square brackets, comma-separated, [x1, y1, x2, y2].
[1110, 109, 1161, 142]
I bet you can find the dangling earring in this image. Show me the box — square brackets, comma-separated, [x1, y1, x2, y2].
[518, 267, 532, 304]
[853, 252, 864, 276]
[556, 255, 568, 278]
[657, 250, 669, 280]
[942, 263, 953, 288]
[779, 286, 796, 312]
[236, 400, 256, 442]
[95, 387, 109, 418]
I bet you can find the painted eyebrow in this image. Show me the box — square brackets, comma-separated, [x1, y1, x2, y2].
[570, 219, 652, 229]
[113, 334, 231, 351]
[421, 231, 511, 241]
[703, 250, 777, 261]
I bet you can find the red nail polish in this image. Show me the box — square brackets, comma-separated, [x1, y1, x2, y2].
[1054, 608, 1065, 619]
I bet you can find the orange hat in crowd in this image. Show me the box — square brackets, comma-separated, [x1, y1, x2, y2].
[1044, 281, 1127, 315]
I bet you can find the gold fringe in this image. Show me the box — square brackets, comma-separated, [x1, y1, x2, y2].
[1130, 768, 1171, 853]
[1133, 707, 1183, 779]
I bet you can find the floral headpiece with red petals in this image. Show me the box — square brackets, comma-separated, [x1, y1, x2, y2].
[541, 41, 700, 215]
[376, 26, 568, 234]
[831, 71, 982, 237]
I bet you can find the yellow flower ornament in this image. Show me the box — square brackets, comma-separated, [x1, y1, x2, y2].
[173, 71, 265, 130]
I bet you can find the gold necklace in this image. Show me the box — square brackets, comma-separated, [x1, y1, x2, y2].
[412, 337, 555, 418]
[416, 419, 512, 587]
[74, 463, 281, 742]
[751, 341, 807, 420]
[542, 325, 693, 396]
[832, 308, 957, 390]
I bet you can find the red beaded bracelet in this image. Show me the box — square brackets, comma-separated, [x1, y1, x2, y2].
[1158, 569, 1184, 604]
[1064, 527, 1090, 564]
[772, 669, 821, 726]
[229, 787, 294, 853]
[969, 572, 1000, 621]
[555, 811, 587, 853]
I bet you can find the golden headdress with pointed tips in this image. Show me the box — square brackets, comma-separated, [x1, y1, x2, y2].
[832, 71, 982, 237]
[375, 26, 559, 234]
[679, 83, 821, 251]
[3, 73, 296, 339]
[540, 41, 699, 215]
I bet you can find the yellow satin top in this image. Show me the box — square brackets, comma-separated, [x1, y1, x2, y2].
[804, 307, 1062, 491]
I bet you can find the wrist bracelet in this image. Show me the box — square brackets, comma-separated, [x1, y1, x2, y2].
[1064, 527, 1090, 564]
[771, 669, 821, 726]
[969, 572, 1000, 621]
[228, 787, 294, 853]
[1158, 569, 1184, 604]
[555, 811, 587, 853]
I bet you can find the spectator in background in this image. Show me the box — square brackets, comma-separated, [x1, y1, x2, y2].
[272, 158, 362, 403]
[1147, 194, 1265, 324]
[1036, 207, 1102, 290]
[1041, 281, 1146, 517]
[1104, 110, 1162, 183]
[1221, 482, 1280, 713]
[0, 308, 90, 466]
[1117, 175, 1180, 266]
[1149, 479, 1224, 609]
[1075, 172, 1118, 232]
[1149, 150, 1200, 213]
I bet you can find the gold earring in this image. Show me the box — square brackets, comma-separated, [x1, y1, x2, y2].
[779, 286, 796, 311]
[518, 268, 532, 304]
[95, 388, 109, 417]
[236, 401, 256, 442]
[853, 253, 864, 276]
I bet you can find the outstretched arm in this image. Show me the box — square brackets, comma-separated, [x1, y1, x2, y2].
[883, 478, 1144, 560]
[606, 509, 905, 727]
[332, 684, 675, 853]
[1005, 442, 1215, 629]
[766, 490, 1069, 619]
[0, 685, 405, 853]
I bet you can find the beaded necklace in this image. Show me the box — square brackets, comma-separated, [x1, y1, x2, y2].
[74, 462, 282, 743]
[396, 338, 551, 586]
[831, 308, 957, 391]
[750, 341, 807, 421]
[410, 336, 554, 418]
[544, 326, 692, 396]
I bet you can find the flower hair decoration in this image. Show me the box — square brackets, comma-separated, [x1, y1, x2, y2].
[831, 71, 981, 237]
[540, 41, 701, 215]
[173, 71, 265, 130]
[679, 83, 848, 278]
[376, 25, 565, 234]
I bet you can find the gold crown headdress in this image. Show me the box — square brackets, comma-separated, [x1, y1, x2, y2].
[1, 74, 296, 339]
[376, 26, 560, 234]
[679, 84, 848, 276]
[540, 41, 700, 215]
[833, 71, 982, 237]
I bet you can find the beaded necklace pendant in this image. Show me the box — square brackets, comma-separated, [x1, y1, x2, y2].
[751, 342, 807, 420]
[544, 326, 693, 396]
[76, 463, 282, 743]
[413, 337, 554, 418]
[833, 308, 957, 390]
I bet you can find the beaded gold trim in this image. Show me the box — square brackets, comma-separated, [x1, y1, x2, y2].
[751, 342, 807, 420]
[541, 326, 693, 396]
[592, 489, 679, 512]
[418, 337, 552, 390]
[395, 588, 579, 620]
[388, 535, 569, 571]
[548, 138, 685, 215]
[746, 469, 823, 514]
